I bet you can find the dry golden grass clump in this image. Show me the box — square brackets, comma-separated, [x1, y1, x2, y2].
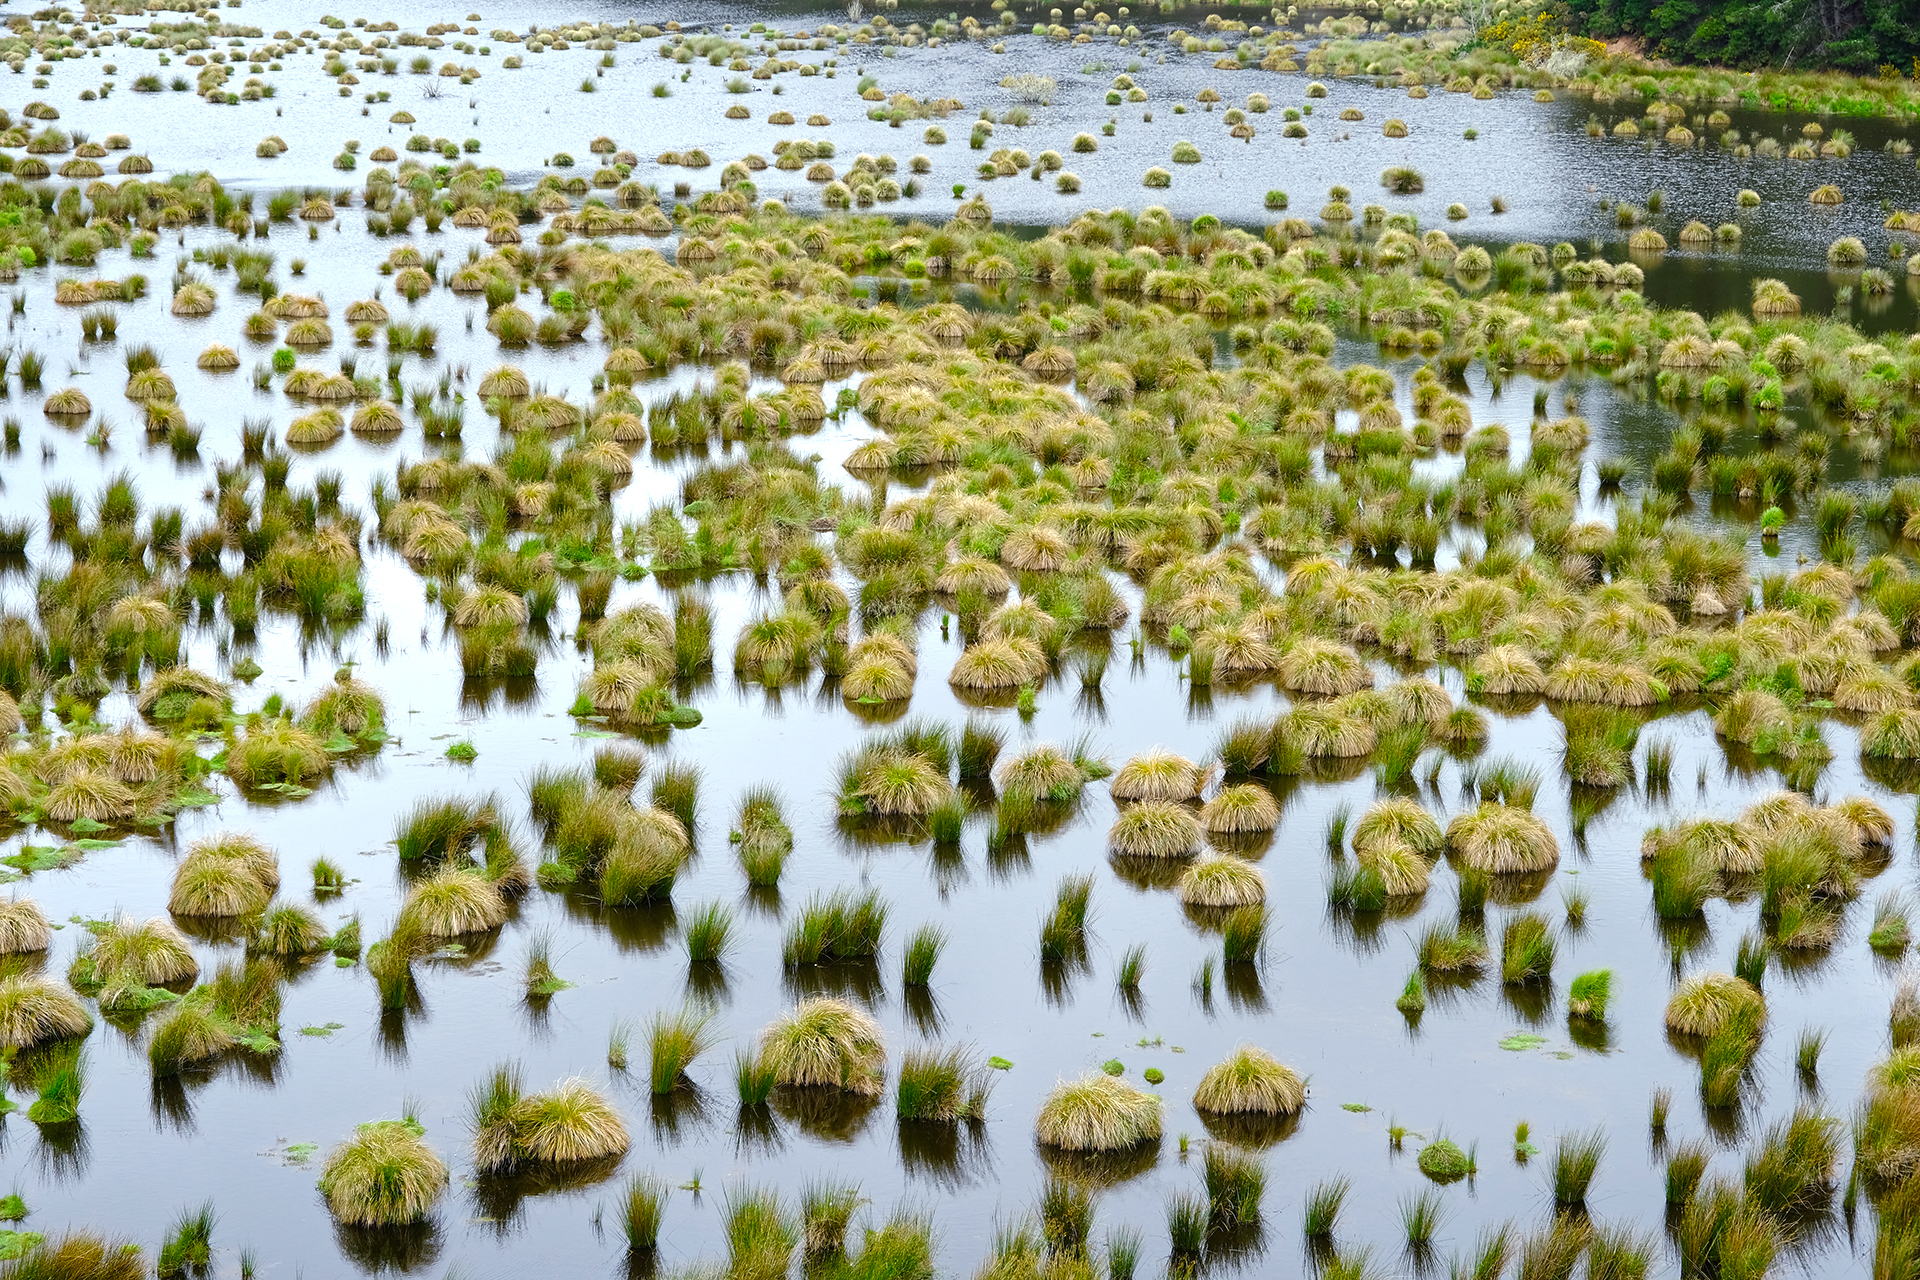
[949, 637, 1047, 690]
[1109, 800, 1202, 858]
[197, 343, 239, 370]
[1201, 784, 1280, 833]
[397, 866, 510, 938]
[1447, 803, 1558, 873]
[169, 833, 280, 917]
[44, 386, 92, 417]
[1353, 798, 1444, 859]
[1035, 1074, 1162, 1150]
[0, 896, 50, 954]
[45, 768, 136, 822]
[1359, 837, 1431, 896]
[1178, 853, 1266, 907]
[470, 1065, 631, 1173]
[758, 998, 886, 1095]
[1110, 748, 1208, 801]
[70, 915, 198, 989]
[1665, 972, 1765, 1037]
[1192, 1046, 1305, 1115]
[319, 1119, 449, 1226]
[0, 974, 93, 1048]
[1277, 637, 1373, 695]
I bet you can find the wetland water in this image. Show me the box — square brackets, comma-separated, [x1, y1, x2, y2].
[0, 0, 1916, 1276]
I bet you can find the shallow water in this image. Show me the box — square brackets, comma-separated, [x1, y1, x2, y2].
[0, 3, 1914, 1277]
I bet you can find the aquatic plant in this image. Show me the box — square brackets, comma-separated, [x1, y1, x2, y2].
[758, 998, 886, 1095]
[1418, 1138, 1472, 1182]
[0, 977, 92, 1050]
[1201, 783, 1279, 833]
[1354, 798, 1444, 859]
[619, 1174, 667, 1254]
[0, 898, 50, 954]
[1178, 854, 1266, 907]
[1416, 921, 1488, 974]
[1303, 1176, 1350, 1238]
[902, 924, 944, 987]
[895, 1046, 990, 1121]
[648, 1006, 716, 1094]
[1449, 804, 1558, 873]
[1665, 972, 1765, 1037]
[1108, 801, 1201, 858]
[1192, 1045, 1304, 1115]
[1034, 1074, 1161, 1151]
[1204, 1143, 1266, 1228]
[1109, 748, 1205, 801]
[1500, 913, 1555, 985]
[1551, 1128, 1605, 1205]
[1742, 1104, 1838, 1217]
[318, 1118, 448, 1226]
[396, 866, 508, 937]
[783, 889, 886, 966]
[70, 916, 197, 990]
[1568, 970, 1612, 1021]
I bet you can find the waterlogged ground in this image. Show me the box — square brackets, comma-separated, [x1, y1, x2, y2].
[0, 1, 1914, 1277]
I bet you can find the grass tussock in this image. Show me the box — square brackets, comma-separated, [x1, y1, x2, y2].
[1178, 853, 1266, 907]
[1448, 803, 1558, 874]
[1192, 1045, 1305, 1115]
[758, 997, 886, 1095]
[470, 1065, 631, 1171]
[0, 975, 92, 1050]
[319, 1117, 448, 1226]
[1034, 1073, 1162, 1151]
[1665, 972, 1765, 1038]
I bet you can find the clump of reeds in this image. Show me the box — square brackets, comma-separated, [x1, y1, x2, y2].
[1040, 874, 1093, 962]
[683, 901, 733, 966]
[1222, 906, 1267, 965]
[1416, 921, 1488, 975]
[902, 924, 943, 987]
[736, 785, 793, 886]
[26, 1044, 86, 1125]
[1551, 1128, 1605, 1205]
[1204, 1143, 1266, 1229]
[157, 1202, 214, 1278]
[648, 1006, 716, 1094]
[619, 1174, 667, 1254]
[1568, 969, 1612, 1021]
[1303, 1176, 1350, 1238]
[1500, 913, 1555, 985]
[469, 1066, 630, 1171]
[895, 1045, 990, 1121]
[783, 889, 886, 966]
[801, 1181, 862, 1259]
